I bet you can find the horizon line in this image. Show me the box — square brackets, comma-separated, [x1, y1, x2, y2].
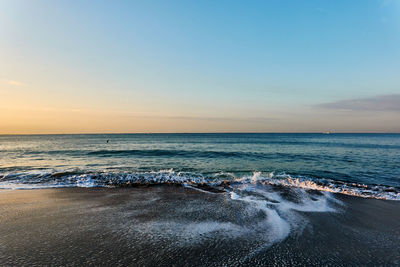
[1, 132, 400, 136]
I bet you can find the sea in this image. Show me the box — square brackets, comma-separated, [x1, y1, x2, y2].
[1, 133, 400, 265]
[0, 133, 399, 200]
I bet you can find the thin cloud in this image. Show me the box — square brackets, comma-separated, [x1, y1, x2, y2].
[316, 94, 400, 112]
[8, 80, 25, 86]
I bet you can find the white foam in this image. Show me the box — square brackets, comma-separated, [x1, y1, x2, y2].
[230, 191, 240, 200]
[0, 170, 399, 201]
[73, 175, 97, 188]
[224, 179, 343, 259]
[260, 175, 400, 201]
[0, 174, 99, 190]
[0, 181, 74, 190]
[250, 171, 262, 184]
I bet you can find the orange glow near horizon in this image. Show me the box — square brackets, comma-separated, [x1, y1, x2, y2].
[1, 1, 399, 134]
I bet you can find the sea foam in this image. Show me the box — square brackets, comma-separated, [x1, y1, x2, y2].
[0, 170, 399, 201]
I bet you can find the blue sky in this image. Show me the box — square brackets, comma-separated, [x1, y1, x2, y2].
[1, 0, 399, 133]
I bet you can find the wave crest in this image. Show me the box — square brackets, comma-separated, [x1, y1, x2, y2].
[0, 170, 399, 201]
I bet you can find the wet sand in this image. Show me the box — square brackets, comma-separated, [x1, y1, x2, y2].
[0, 186, 399, 266]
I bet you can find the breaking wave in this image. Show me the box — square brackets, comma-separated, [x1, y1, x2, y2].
[0, 170, 399, 201]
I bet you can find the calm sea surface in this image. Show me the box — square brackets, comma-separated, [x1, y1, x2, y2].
[0, 133, 399, 199]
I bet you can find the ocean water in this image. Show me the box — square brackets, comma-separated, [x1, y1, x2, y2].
[0, 133, 399, 200]
[1, 133, 400, 265]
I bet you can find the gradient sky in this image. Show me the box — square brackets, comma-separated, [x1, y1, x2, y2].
[1, 0, 400, 133]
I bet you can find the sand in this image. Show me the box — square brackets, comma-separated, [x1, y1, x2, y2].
[0, 186, 399, 266]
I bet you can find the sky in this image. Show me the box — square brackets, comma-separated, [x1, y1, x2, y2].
[1, 0, 400, 133]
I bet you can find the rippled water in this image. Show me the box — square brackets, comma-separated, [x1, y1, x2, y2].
[0, 133, 399, 200]
[1, 133, 400, 265]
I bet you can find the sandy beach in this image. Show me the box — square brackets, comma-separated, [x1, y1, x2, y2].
[1, 186, 399, 266]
